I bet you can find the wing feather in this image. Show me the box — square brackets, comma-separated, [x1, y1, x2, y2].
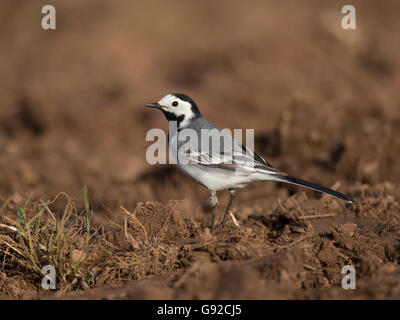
[178, 143, 283, 176]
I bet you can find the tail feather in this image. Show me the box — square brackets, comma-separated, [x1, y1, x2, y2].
[277, 175, 355, 203]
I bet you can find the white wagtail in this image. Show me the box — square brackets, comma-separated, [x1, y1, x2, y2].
[145, 93, 354, 233]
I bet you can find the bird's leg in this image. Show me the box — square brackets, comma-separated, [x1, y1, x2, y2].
[209, 190, 218, 234]
[221, 189, 237, 226]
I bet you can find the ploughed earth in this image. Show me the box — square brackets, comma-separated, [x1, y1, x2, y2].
[0, 0, 399, 299]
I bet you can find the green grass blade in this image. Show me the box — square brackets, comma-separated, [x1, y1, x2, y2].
[81, 185, 91, 234]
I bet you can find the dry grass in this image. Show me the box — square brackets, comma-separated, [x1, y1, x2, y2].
[0, 191, 192, 298]
[0, 190, 96, 294]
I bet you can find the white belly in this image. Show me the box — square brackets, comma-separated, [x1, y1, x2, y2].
[169, 133, 252, 191]
[180, 163, 253, 190]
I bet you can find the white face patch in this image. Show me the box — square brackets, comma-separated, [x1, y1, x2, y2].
[158, 94, 195, 127]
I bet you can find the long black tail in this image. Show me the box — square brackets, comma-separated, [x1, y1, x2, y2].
[277, 175, 355, 203]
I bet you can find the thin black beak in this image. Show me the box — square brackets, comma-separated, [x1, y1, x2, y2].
[145, 102, 161, 109]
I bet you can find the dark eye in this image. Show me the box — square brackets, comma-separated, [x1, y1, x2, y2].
[172, 101, 178, 107]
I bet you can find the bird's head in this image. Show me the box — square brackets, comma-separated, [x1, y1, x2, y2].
[145, 93, 201, 127]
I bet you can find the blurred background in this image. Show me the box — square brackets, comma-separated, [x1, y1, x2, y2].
[1, 0, 399, 223]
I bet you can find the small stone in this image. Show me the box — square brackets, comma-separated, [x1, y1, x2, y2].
[71, 249, 85, 263]
[337, 223, 357, 236]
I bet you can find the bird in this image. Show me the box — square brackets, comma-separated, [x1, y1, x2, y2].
[145, 93, 354, 233]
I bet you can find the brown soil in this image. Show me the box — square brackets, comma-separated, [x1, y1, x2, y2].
[1, 0, 400, 299]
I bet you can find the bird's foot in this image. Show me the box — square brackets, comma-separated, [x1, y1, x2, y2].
[210, 222, 227, 234]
